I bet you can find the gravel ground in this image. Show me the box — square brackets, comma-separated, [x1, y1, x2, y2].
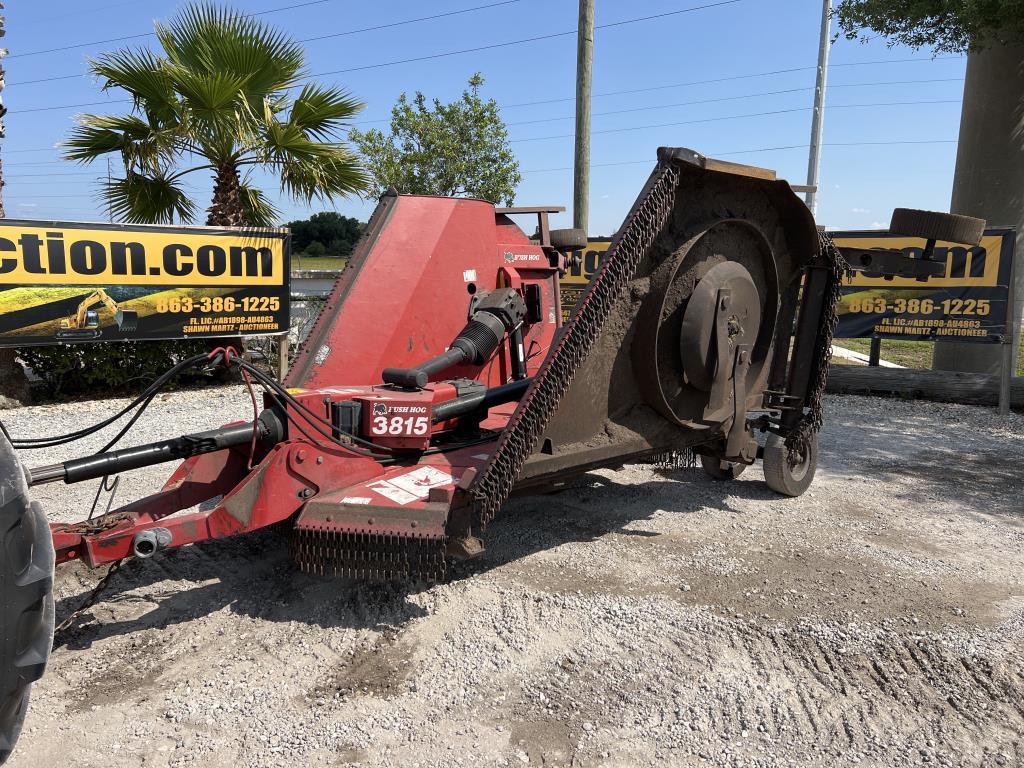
[2, 388, 1023, 768]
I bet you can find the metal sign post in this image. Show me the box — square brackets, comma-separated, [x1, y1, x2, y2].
[998, 243, 1017, 415]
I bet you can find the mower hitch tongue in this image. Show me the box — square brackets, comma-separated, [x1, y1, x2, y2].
[0, 147, 985, 763]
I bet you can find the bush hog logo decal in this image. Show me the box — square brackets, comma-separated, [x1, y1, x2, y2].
[504, 250, 542, 264]
[367, 467, 454, 505]
[367, 401, 431, 437]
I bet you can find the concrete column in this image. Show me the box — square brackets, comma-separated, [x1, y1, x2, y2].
[933, 44, 1024, 374]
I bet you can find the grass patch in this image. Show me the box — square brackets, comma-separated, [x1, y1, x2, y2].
[292, 255, 347, 271]
[835, 337, 1024, 375]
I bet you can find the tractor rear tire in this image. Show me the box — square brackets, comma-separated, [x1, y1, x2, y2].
[548, 228, 588, 251]
[762, 432, 817, 497]
[0, 435, 54, 765]
[889, 208, 985, 247]
[699, 455, 747, 481]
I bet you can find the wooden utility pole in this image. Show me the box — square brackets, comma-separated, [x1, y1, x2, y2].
[0, 2, 28, 405]
[804, 0, 831, 216]
[0, 2, 6, 219]
[573, 0, 594, 234]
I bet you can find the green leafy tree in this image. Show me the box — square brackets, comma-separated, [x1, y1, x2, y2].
[62, 3, 368, 227]
[286, 211, 364, 255]
[834, 1, 1024, 51]
[305, 240, 327, 257]
[350, 73, 520, 206]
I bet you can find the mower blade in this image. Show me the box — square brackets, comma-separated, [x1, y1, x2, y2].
[291, 498, 448, 581]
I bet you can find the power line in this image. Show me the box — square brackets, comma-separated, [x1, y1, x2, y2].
[500, 57, 964, 110]
[522, 139, 959, 173]
[2, 147, 61, 154]
[6, 0, 528, 83]
[504, 77, 963, 127]
[8, 1, 749, 112]
[12, 99, 131, 115]
[5, 0, 340, 59]
[4, 139, 961, 189]
[2, 172, 101, 179]
[3, 97, 964, 167]
[510, 99, 961, 143]
[508, 88, 810, 127]
[297, 0, 524, 44]
[311, 0, 744, 77]
[19, 1, 141, 26]
[344, 62, 964, 125]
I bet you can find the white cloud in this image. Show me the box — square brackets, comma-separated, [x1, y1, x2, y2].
[870, 221, 886, 229]
[16, 203, 38, 209]
[851, 207, 870, 214]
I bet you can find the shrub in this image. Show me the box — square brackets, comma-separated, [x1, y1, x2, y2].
[17, 339, 217, 398]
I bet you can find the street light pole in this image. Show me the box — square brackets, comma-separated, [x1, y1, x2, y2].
[805, 0, 832, 216]
[573, 0, 594, 235]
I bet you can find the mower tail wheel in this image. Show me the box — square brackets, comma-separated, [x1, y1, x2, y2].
[762, 432, 817, 497]
[0, 435, 54, 766]
[548, 228, 588, 251]
[699, 455, 747, 481]
[889, 208, 986, 247]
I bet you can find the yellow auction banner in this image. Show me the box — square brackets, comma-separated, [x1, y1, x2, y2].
[559, 229, 1016, 343]
[559, 238, 611, 321]
[0, 220, 291, 347]
[833, 228, 1015, 342]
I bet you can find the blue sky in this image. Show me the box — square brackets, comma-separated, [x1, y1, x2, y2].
[3, 0, 967, 235]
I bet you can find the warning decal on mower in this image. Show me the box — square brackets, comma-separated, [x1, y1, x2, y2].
[367, 480, 419, 505]
[0, 219, 290, 347]
[367, 467, 454, 505]
[390, 466, 453, 496]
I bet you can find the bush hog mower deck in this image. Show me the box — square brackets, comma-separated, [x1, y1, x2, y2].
[0, 147, 986, 762]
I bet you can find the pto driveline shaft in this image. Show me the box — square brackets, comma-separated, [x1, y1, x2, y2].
[430, 378, 533, 423]
[27, 414, 282, 487]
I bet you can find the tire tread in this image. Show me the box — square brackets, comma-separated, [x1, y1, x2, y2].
[889, 208, 985, 247]
[0, 440, 54, 765]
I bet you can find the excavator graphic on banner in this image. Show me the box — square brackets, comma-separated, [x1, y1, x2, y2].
[56, 289, 139, 341]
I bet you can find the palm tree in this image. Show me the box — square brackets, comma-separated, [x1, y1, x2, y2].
[63, 3, 368, 227]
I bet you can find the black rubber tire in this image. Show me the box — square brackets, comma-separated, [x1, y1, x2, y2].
[699, 455, 747, 481]
[889, 208, 985, 247]
[0, 435, 54, 765]
[762, 432, 817, 497]
[548, 228, 588, 251]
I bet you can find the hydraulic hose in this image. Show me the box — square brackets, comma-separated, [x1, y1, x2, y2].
[27, 410, 284, 487]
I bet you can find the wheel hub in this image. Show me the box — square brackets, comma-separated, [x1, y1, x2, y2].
[679, 261, 762, 392]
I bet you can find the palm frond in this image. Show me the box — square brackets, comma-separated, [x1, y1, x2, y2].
[238, 180, 281, 228]
[279, 149, 370, 203]
[101, 172, 198, 224]
[89, 47, 178, 120]
[64, 114, 179, 171]
[288, 84, 365, 142]
[156, 3, 305, 102]
[260, 120, 341, 164]
[164, 64, 250, 113]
